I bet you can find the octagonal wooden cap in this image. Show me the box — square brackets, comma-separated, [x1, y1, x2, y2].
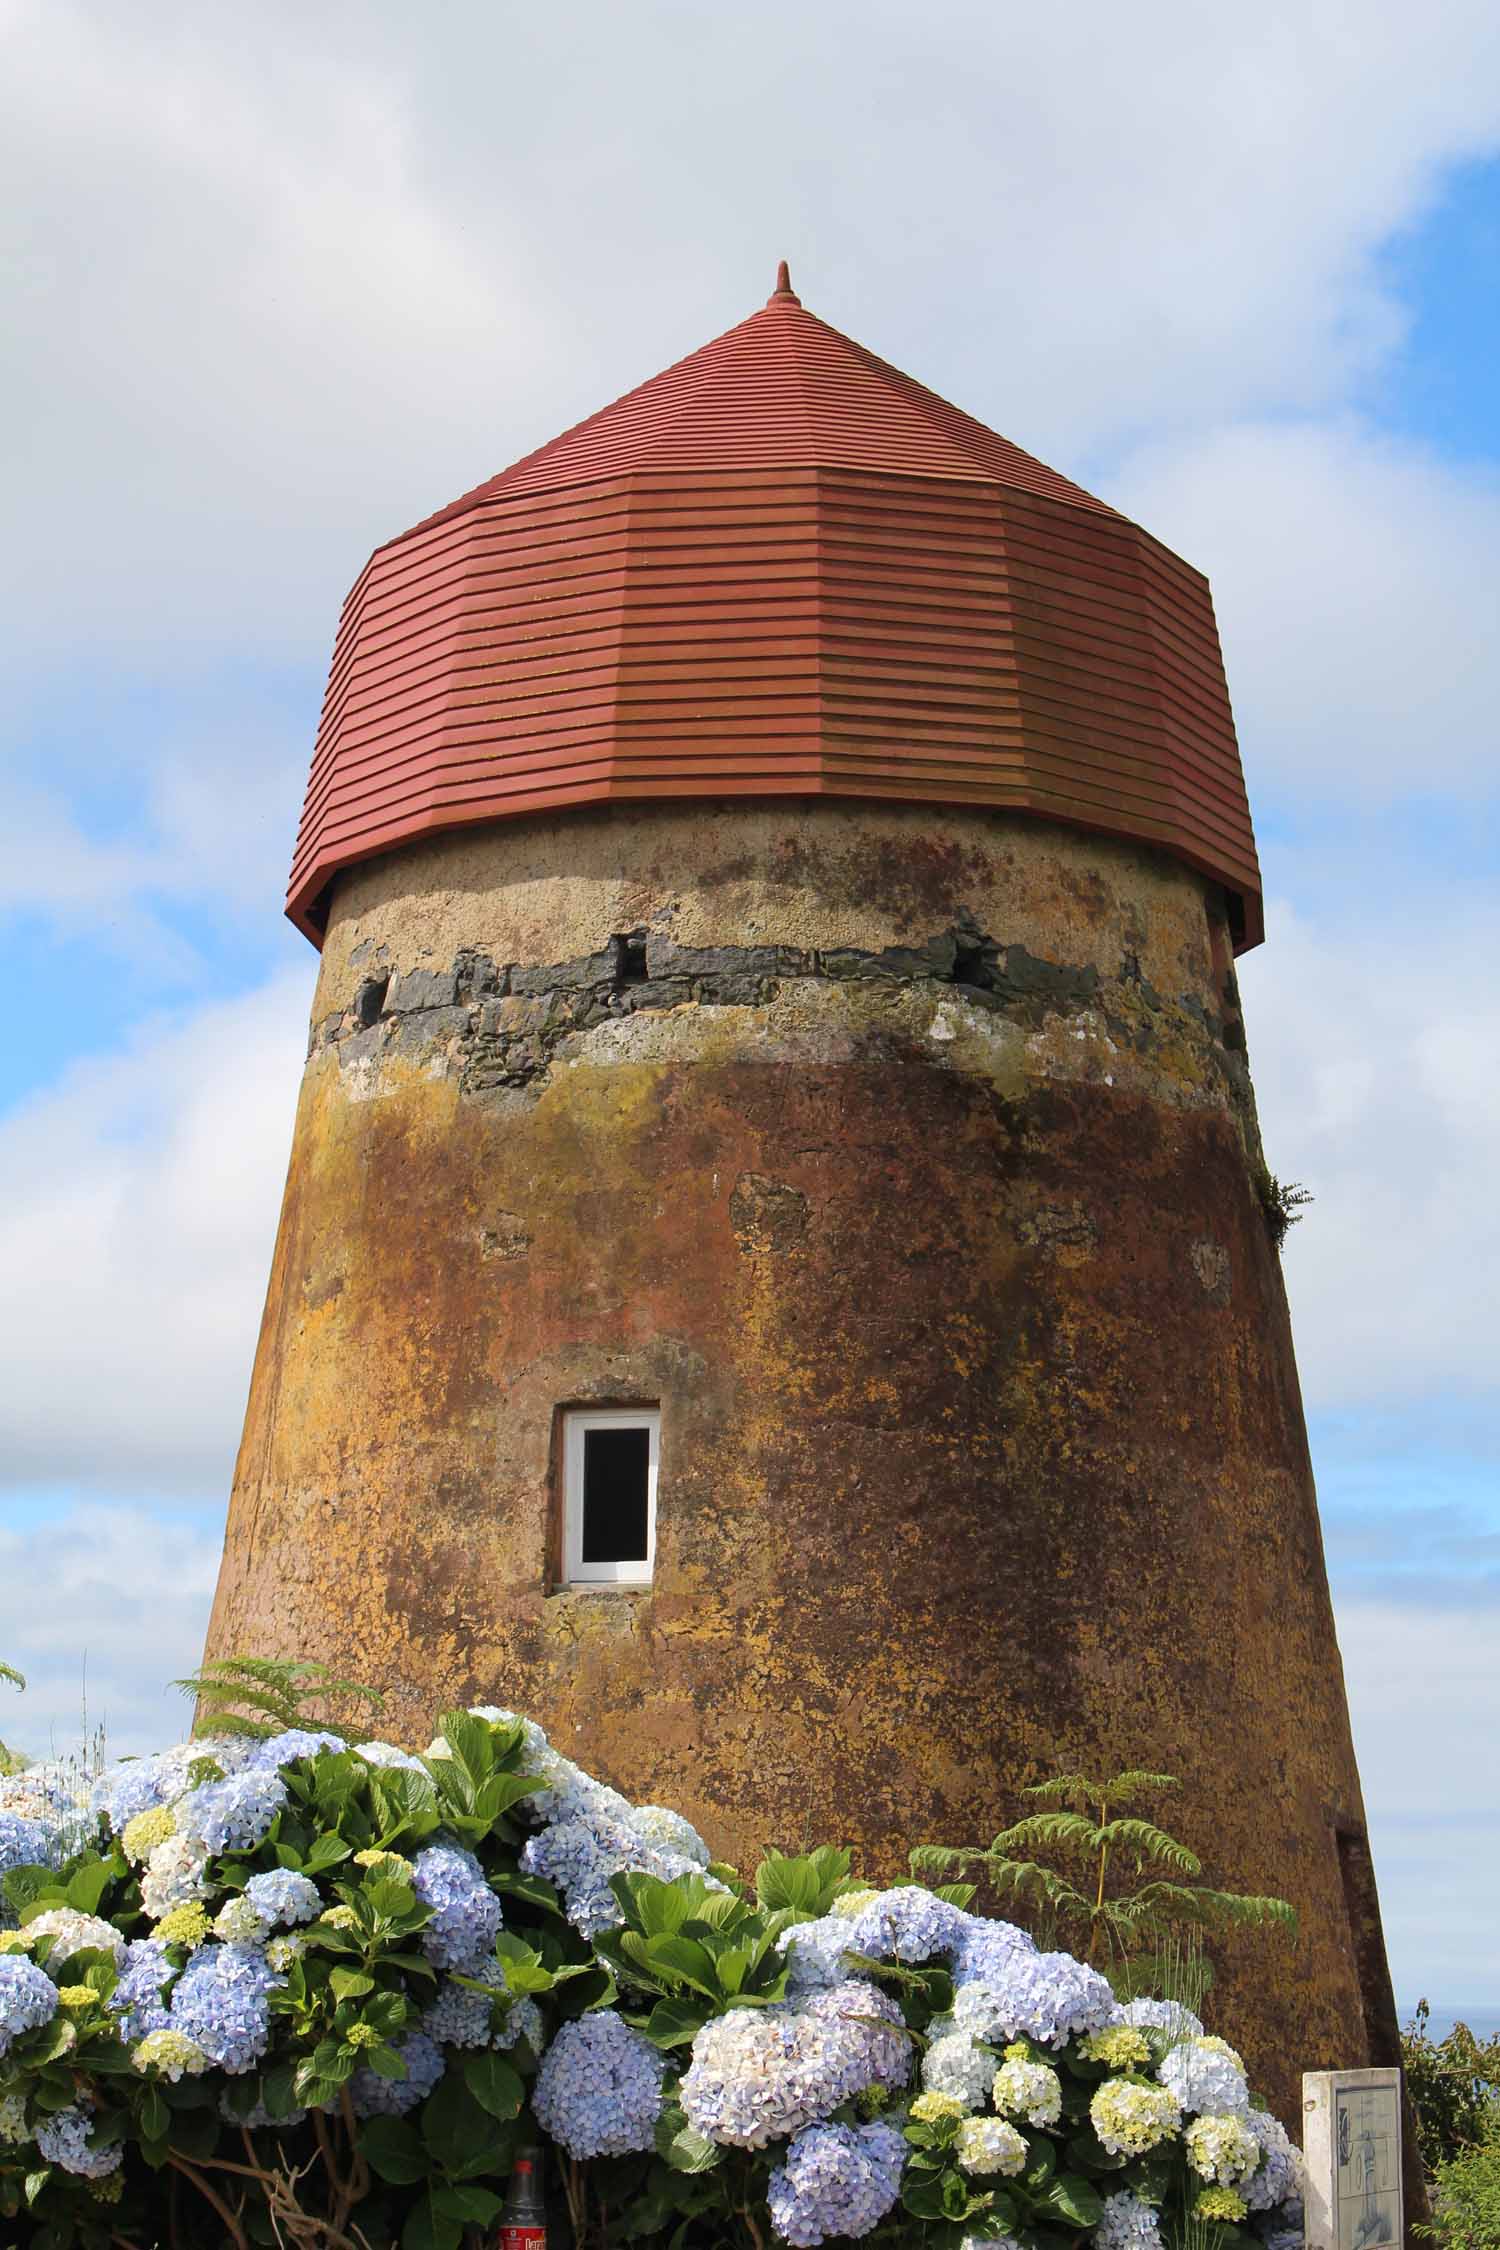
[289, 266, 1262, 949]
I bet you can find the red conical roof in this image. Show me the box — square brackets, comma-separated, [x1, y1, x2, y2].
[288, 269, 1261, 948]
[412, 267, 1111, 525]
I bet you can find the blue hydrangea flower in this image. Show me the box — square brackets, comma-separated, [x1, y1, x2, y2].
[841, 1887, 967, 1966]
[92, 1739, 257, 1834]
[0, 1954, 58, 2057]
[168, 1943, 280, 2073]
[949, 1915, 1038, 1984]
[422, 1962, 508, 2048]
[1119, 1996, 1204, 2042]
[421, 1969, 541, 2054]
[532, 2012, 665, 2157]
[1094, 2190, 1167, 2250]
[519, 1817, 628, 1937]
[951, 1948, 1114, 2048]
[801, 1980, 910, 2092]
[0, 1764, 78, 1822]
[247, 1729, 348, 1770]
[350, 2029, 446, 2117]
[1243, 2109, 1305, 2211]
[113, 1939, 174, 2041]
[35, 2103, 122, 2179]
[921, 2027, 995, 2110]
[1257, 2200, 1305, 2250]
[242, 1869, 322, 1931]
[0, 1812, 61, 1903]
[354, 1741, 428, 1772]
[1159, 2036, 1251, 2117]
[178, 1770, 288, 1857]
[411, 1843, 503, 1972]
[90, 1754, 172, 1836]
[625, 1804, 712, 1866]
[766, 2120, 905, 2245]
[681, 1997, 892, 2149]
[497, 1994, 545, 2054]
[520, 1748, 634, 1830]
[781, 1915, 856, 1996]
[519, 1812, 704, 1939]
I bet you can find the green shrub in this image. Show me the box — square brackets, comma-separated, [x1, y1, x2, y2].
[1419, 2129, 1500, 2250]
[0, 1699, 1309, 2250]
[1404, 2000, 1500, 2172]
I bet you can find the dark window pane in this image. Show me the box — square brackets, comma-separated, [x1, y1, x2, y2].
[582, 1427, 650, 1562]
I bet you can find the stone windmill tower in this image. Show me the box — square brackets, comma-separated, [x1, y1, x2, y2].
[207, 266, 1399, 2103]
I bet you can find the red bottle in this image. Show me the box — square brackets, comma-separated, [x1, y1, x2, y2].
[497, 2149, 547, 2250]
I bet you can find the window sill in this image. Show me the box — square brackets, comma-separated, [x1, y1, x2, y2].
[548, 1579, 654, 1596]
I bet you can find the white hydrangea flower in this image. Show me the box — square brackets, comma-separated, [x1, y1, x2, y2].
[1185, 2112, 1262, 2185]
[25, 1909, 125, 1968]
[679, 1992, 900, 2151]
[955, 2115, 1027, 2176]
[625, 1804, 712, 1867]
[1158, 2035, 1250, 2117]
[921, 2028, 995, 2112]
[1091, 2078, 1182, 2157]
[1118, 1996, 1204, 2042]
[991, 2053, 1063, 2126]
[141, 1831, 211, 1919]
[213, 1898, 265, 1945]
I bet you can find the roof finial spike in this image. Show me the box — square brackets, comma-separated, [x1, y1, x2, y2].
[769, 258, 800, 306]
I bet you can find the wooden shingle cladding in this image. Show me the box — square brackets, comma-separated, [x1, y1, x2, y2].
[288, 287, 1261, 948]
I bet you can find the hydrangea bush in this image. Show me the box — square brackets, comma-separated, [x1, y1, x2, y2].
[0, 1707, 1306, 2250]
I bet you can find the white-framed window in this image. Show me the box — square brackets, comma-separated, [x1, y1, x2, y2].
[562, 1407, 659, 1586]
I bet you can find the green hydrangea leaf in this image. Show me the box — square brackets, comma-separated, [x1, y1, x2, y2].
[361, 2116, 431, 2186]
[1046, 2172, 1105, 2227]
[463, 2050, 524, 2121]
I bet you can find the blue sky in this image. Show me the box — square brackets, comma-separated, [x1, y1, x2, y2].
[1, 0, 1497, 2016]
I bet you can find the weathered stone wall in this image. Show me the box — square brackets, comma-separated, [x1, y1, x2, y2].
[207, 800, 1395, 2120]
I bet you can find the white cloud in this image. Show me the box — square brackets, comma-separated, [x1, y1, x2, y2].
[1109, 419, 1500, 798]
[3, 0, 1497, 962]
[0, 2, 541, 657]
[0, 0, 1496, 2008]
[2, 0, 1499, 669]
[0, 718, 306, 953]
[0, 1503, 222, 1763]
[1240, 890, 1500, 1407]
[1337, 1597, 1500, 2002]
[0, 969, 313, 1493]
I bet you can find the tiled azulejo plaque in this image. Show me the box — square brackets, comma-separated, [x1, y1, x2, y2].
[1304, 2068, 1404, 2250]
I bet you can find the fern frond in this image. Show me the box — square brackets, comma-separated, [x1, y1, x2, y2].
[1104, 1770, 1179, 1805]
[981, 1859, 1093, 1916]
[1126, 1881, 1296, 1933]
[178, 1680, 302, 1722]
[910, 1843, 992, 1876]
[1184, 1887, 1297, 1932]
[191, 1656, 307, 1686]
[1023, 1774, 1108, 1808]
[986, 1813, 1101, 1858]
[0, 1661, 23, 1691]
[1105, 1893, 1166, 1934]
[1096, 1819, 1201, 1874]
[176, 1654, 382, 1743]
[191, 1713, 279, 1741]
